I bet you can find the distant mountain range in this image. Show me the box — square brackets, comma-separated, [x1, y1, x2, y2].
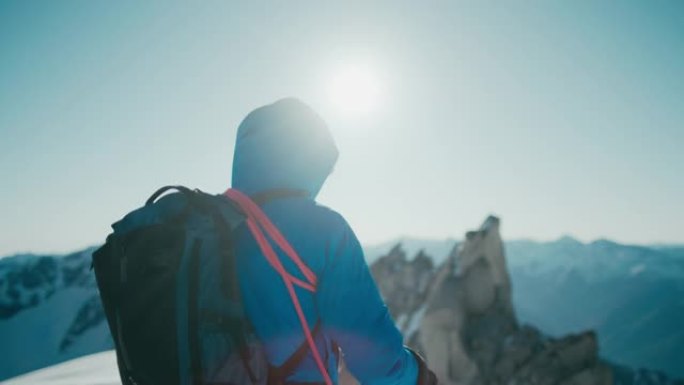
[1, 235, 682, 381]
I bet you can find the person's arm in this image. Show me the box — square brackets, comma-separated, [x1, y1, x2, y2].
[316, 215, 431, 385]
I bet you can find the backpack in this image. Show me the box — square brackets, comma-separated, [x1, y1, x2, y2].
[92, 186, 332, 385]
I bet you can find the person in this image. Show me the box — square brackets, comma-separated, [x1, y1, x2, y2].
[231, 98, 436, 385]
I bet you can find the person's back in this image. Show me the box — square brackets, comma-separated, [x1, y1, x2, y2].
[231, 98, 435, 385]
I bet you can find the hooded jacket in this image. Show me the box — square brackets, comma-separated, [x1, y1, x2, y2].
[232, 98, 419, 384]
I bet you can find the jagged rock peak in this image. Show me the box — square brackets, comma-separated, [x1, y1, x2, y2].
[387, 243, 407, 261]
[370, 243, 435, 322]
[465, 215, 500, 241]
[480, 215, 500, 233]
[413, 250, 434, 270]
[368, 216, 613, 385]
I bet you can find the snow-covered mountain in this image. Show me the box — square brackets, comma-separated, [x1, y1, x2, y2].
[505, 238, 684, 379]
[0, 248, 112, 381]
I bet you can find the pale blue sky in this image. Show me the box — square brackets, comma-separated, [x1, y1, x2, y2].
[1, 1, 682, 256]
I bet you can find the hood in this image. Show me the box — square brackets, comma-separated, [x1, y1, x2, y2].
[231, 98, 339, 199]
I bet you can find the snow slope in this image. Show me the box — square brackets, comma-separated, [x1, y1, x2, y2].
[1, 350, 119, 385]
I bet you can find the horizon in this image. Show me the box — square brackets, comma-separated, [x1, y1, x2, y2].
[3, 231, 682, 260]
[1, 2, 683, 255]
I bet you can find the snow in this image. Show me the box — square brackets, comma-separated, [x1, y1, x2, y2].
[2, 350, 119, 385]
[0, 287, 111, 380]
[404, 305, 427, 341]
[395, 313, 408, 330]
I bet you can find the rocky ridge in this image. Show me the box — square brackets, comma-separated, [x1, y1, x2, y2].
[367, 217, 680, 385]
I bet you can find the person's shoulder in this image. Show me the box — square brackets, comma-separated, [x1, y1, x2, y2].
[307, 202, 364, 264]
[307, 201, 350, 231]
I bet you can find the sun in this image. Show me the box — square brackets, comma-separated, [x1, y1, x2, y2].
[329, 64, 381, 116]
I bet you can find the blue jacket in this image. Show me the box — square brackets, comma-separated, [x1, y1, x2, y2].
[231, 98, 418, 384]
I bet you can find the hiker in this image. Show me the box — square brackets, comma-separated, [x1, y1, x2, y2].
[231, 98, 437, 385]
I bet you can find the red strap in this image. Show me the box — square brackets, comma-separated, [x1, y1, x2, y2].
[226, 189, 317, 287]
[224, 188, 332, 385]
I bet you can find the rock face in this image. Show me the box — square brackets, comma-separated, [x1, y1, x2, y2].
[371, 217, 614, 385]
[371, 245, 434, 345]
[365, 236, 684, 381]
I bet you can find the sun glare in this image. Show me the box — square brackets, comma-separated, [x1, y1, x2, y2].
[329, 64, 381, 116]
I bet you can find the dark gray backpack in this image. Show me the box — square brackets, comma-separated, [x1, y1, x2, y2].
[93, 186, 322, 385]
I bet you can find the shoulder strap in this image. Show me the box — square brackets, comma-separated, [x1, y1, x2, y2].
[224, 188, 332, 385]
[227, 189, 317, 290]
[268, 321, 323, 384]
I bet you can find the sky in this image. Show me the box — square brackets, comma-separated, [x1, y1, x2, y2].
[1, 1, 683, 256]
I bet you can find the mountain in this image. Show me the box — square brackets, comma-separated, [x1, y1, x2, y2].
[365, 236, 684, 379]
[505, 239, 684, 378]
[368, 217, 682, 385]
[363, 236, 460, 265]
[0, 248, 113, 380]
